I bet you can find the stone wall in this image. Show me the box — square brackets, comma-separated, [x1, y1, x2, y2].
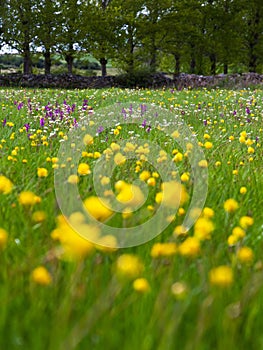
[0, 72, 263, 89]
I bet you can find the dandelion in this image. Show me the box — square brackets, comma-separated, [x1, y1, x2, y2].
[178, 237, 200, 258]
[31, 266, 52, 286]
[224, 198, 239, 213]
[237, 247, 254, 264]
[67, 174, 79, 184]
[18, 191, 39, 206]
[114, 153, 126, 165]
[78, 163, 91, 175]
[84, 196, 113, 221]
[116, 254, 144, 280]
[232, 226, 246, 239]
[209, 266, 233, 287]
[32, 211, 46, 223]
[239, 216, 254, 229]
[150, 242, 177, 258]
[194, 217, 214, 240]
[240, 186, 247, 194]
[0, 175, 13, 194]
[0, 228, 8, 249]
[133, 278, 151, 293]
[171, 282, 188, 300]
[37, 167, 48, 178]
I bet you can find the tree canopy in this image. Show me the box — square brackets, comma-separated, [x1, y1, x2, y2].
[0, 0, 263, 75]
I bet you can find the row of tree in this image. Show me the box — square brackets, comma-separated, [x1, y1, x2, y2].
[0, 0, 263, 76]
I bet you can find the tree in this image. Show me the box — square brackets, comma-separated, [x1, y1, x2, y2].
[2, 0, 35, 74]
[33, 0, 60, 74]
[55, 0, 84, 74]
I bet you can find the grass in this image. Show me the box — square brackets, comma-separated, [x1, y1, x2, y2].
[0, 86, 263, 349]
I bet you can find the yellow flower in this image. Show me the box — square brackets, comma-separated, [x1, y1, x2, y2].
[180, 172, 190, 182]
[84, 196, 113, 221]
[194, 217, 214, 240]
[37, 167, 48, 178]
[32, 211, 46, 222]
[147, 177, 156, 186]
[95, 235, 118, 253]
[227, 234, 239, 246]
[232, 226, 246, 239]
[198, 159, 208, 168]
[150, 242, 177, 258]
[78, 163, 91, 175]
[178, 237, 200, 258]
[116, 254, 144, 280]
[139, 170, 151, 181]
[116, 182, 144, 208]
[171, 282, 188, 300]
[173, 225, 187, 237]
[0, 175, 13, 194]
[173, 152, 183, 162]
[156, 181, 188, 208]
[247, 146, 255, 154]
[202, 207, 214, 218]
[114, 152, 126, 165]
[133, 278, 150, 293]
[224, 198, 239, 213]
[209, 265, 233, 287]
[239, 216, 254, 229]
[204, 141, 213, 149]
[31, 266, 52, 286]
[18, 191, 39, 206]
[237, 247, 254, 264]
[67, 174, 79, 184]
[0, 228, 8, 249]
[240, 186, 247, 194]
[83, 133, 93, 145]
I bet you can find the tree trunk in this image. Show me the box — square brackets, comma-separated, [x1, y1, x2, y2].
[173, 53, 180, 78]
[223, 63, 228, 74]
[65, 53, 74, 74]
[44, 49, 52, 75]
[248, 9, 260, 72]
[210, 53, 216, 75]
[100, 57, 107, 77]
[23, 42, 32, 74]
[127, 26, 135, 74]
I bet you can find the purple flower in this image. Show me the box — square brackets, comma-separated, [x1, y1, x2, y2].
[233, 110, 237, 116]
[24, 123, 30, 132]
[146, 126, 151, 133]
[2, 118, 6, 127]
[121, 108, 127, 118]
[97, 126, 104, 134]
[140, 104, 147, 116]
[142, 119, 147, 128]
[40, 118, 45, 127]
[246, 107, 251, 114]
[203, 120, 207, 126]
[17, 102, 23, 110]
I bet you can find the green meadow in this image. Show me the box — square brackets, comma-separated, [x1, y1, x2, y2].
[0, 87, 263, 350]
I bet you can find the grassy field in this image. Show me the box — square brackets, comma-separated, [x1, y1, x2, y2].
[0, 86, 263, 350]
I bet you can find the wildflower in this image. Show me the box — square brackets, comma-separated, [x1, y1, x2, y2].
[156, 181, 188, 208]
[32, 211, 46, 223]
[240, 186, 247, 194]
[133, 278, 151, 293]
[239, 216, 254, 229]
[202, 207, 214, 218]
[227, 235, 239, 246]
[116, 182, 144, 207]
[194, 217, 214, 240]
[180, 172, 190, 182]
[198, 159, 208, 168]
[150, 242, 177, 258]
[116, 254, 144, 280]
[171, 282, 188, 300]
[247, 147, 255, 154]
[0, 228, 8, 249]
[224, 198, 239, 213]
[237, 247, 254, 264]
[232, 226, 246, 239]
[147, 177, 156, 186]
[96, 235, 118, 253]
[67, 174, 79, 184]
[209, 266, 233, 287]
[31, 266, 52, 286]
[204, 141, 213, 149]
[139, 170, 151, 181]
[0, 175, 13, 194]
[173, 152, 183, 162]
[178, 237, 200, 258]
[114, 152, 126, 165]
[83, 134, 93, 145]
[173, 225, 187, 237]
[37, 167, 48, 178]
[78, 163, 91, 175]
[84, 196, 113, 221]
[18, 191, 39, 206]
